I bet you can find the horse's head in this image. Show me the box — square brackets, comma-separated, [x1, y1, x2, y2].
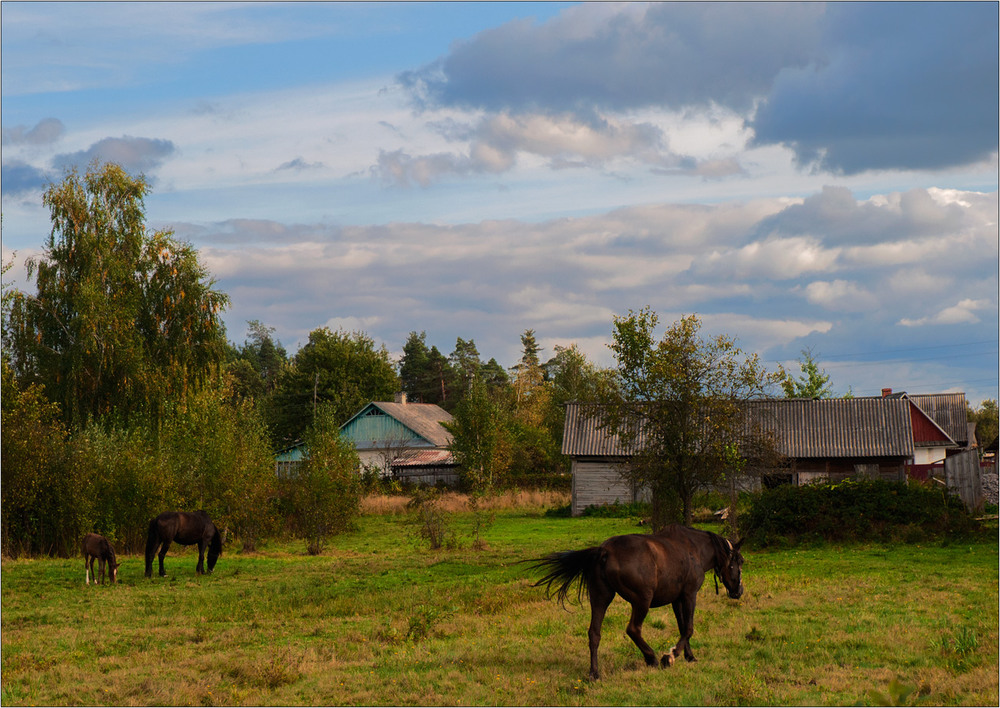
[110, 559, 120, 583]
[716, 538, 745, 600]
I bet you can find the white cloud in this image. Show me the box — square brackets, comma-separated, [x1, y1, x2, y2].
[898, 299, 993, 327]
[803, 279, 874, 312]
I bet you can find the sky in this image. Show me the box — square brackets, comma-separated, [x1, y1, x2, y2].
[2, 1, 998, 407]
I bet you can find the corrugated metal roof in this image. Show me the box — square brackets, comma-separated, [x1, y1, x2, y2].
[563, 397, 916, 460]
[908, 393, 968, 444]
[391, 449, 455, 467]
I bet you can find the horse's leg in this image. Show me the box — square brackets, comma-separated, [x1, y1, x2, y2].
[196, 540, 206, 575]
[624, 597, 659, 669]
[670, 593, 698, 662]
[158, 540, 171, 577]
[587, 587, 614, 680]
[98, 556, 105, 585]
[85, 555, 92, 585]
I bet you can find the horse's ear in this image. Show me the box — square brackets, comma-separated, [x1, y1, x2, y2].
[733, 538, 744, 551]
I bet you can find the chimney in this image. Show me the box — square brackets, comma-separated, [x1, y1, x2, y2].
[881, 387, 892, 397]
[395, 392, 407, 405]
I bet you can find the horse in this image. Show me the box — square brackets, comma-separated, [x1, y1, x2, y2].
[144, 510, 222, 578]
[530, 524, 744, 680]
[82, 533, 119, 585]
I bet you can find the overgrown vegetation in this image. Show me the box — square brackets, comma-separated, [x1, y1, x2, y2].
[742, 478, 983, 546]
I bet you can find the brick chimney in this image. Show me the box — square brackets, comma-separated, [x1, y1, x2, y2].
[881, 387, 892, 397]
[395, 392, 407, 405]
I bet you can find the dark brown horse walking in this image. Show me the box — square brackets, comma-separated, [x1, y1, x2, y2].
[145, 511, 222, 578]
[82, 533, 119, 585]
[530, 524, 745, 679]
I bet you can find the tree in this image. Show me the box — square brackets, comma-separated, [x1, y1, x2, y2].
[445, 376, 512, 493]
[542, 343, 611, 462]
[399, 331, 454, 404]
[449, 337, 482, 395]
[599, 309, 782, 528]
[5, 162, 229, 427]
[288, 412, 362, 555]
[270, 327, 399, 445]
[969, 399, 999, 450]
[781, 348, 833, 399]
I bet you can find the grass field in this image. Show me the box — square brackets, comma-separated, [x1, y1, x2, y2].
[2, 493, 997, 706]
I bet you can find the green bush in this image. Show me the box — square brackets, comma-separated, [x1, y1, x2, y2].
[287, 420, 361, 555]
[742, 478, 980, 546]
[581, 500, 652, 519]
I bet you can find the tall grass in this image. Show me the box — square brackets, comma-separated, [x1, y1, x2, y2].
[1, 506, 996, 706]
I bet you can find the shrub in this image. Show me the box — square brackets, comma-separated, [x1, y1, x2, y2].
[288, 422, 361, 555]
[742, 478, 980, 546]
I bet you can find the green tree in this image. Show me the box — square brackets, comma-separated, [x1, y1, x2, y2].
[969, 399, 999, 450]
[449, 337, 482, 396]
[5, 162, 229, 427]
[780, 348, 833, 399]
[445, 376, 513, 493]
[0, 361, 86, 557]
[288, 412, 362, 555]
[399, 331, 455, 404]
[600, 309, 782, 528]
[271, 327, 399, 445]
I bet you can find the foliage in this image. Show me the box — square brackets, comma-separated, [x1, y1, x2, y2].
[5, 162, 229, 428]
[407, 487, 457, 550]
[968, 398, 998, 449]
[287, 416, 362, 554]
[445, 376, 513, 493]
[270, 327, 399, 446]
[580, 500, 652, 519]
[158, 378, 280, 551]
[599, 309, 782, 528]
[0, 362, 81, 557]
[780, 348, 833, 399]
[742, 478, 981, 546]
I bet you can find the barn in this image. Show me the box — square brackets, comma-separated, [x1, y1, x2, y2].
[563, 392, 970, 516]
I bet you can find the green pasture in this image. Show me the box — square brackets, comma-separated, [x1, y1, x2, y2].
[2, 504, 997, 706]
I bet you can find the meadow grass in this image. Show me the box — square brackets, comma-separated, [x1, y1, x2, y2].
[1, 495, 997, 706]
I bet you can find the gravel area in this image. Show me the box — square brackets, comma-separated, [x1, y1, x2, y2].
[982, 471, 998, 506]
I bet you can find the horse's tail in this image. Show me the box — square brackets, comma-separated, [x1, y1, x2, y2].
[529, 546, 605, 607]
[144, 518, 159, 578]
[206, 524, 222, 572]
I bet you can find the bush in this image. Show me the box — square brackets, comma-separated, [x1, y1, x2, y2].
[742, 478, 981, 546]
[288, 423, 361, 555]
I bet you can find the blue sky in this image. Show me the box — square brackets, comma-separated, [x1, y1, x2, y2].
[2, 2, 998, 406]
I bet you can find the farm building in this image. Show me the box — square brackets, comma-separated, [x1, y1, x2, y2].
[275, 394, 458, 485]
[563, 391, 972, 516]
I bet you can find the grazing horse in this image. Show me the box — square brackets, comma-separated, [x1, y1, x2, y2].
[82, 533, 119, 585]
[530, 524, 744, 679]
[144, 510, 222, 578]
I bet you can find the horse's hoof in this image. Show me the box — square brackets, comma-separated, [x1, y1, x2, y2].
[661, 654, 675, 668]
[686, 655, 697, 663]
[589, 671, 600, 681]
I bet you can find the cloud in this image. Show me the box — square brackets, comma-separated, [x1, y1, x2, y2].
[803, 279, 874, 312]
[400, 3, 997, 176]
[399, 3, 822, 115]
[0, 160, 53, 196]
[53, 136, 177, 176]
[751, 3, 999, 173]
[375, 111, 734, 186]
[1, 118, 65, 146]
[276, 157, 325, 172]
[899, 299, 993, 327]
